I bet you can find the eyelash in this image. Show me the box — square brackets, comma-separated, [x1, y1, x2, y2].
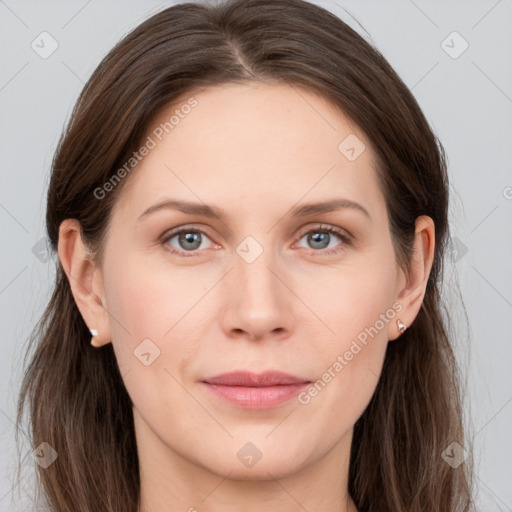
[160, 224, 352, 258]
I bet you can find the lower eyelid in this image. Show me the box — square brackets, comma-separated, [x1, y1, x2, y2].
[162, 225, 350, 255]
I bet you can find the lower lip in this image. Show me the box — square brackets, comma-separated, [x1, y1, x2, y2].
[201, 382, 309, 409]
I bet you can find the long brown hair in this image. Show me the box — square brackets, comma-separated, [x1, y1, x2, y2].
[16, 0, 473, 510]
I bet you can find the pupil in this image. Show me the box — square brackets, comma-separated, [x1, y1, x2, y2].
[310, 232, 329, 249]
[181, 232, 201, 250]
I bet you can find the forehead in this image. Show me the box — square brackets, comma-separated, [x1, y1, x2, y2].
[112, 81, 386, 223]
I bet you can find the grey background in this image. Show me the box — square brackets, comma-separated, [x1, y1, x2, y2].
[1, 0, 511, 510]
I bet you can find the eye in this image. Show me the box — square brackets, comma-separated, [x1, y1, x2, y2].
[295, 224, 351, 255]
[161, 227, 215, 257]
[161, 223, 351, 258]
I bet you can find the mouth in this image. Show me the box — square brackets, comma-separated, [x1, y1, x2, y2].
[199, 370, 311, 409]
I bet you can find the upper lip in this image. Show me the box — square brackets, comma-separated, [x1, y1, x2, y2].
[201, 370, 310, 387]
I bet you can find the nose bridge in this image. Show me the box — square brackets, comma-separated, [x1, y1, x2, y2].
[235, 237, 282, 306]
[222, 234, 294, 338]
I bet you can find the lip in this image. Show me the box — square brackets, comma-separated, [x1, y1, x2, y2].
[201, 370, 309, 386]
[200, 371, 310, 409]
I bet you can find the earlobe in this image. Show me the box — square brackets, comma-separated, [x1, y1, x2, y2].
[396, 319, 407, 334]
[57, 219, 112, 347]
[391, 215, 435, 340]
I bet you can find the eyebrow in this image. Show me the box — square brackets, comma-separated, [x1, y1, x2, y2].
[137, 197, 371, 221]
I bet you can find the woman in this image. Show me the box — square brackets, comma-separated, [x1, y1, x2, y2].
[16, 0, 473, 510]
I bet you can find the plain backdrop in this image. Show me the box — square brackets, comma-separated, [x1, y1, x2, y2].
[1, 0, 511, 510]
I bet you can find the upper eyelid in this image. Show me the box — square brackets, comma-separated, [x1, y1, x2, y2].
[161, 223, 350, 247]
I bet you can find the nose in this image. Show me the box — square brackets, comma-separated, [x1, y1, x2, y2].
[220, 245, 295, 342]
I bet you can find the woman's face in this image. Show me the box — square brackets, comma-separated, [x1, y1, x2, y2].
[97, 82, 406, 480]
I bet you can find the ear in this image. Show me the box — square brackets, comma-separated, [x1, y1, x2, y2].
[57, 219, 112, 347]
[390, 215, 436, 341]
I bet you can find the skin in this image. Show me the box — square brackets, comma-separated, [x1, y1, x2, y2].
[59, 81, 435, 512]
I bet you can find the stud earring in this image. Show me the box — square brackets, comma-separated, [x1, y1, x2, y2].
[397, 319, 407, 334]
[89, 328, 99, 347]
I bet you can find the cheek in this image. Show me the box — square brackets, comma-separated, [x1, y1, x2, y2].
[105, 274, 164, 338]
[313, 251, 398, 348]
[300, 248, 397, 409]
[101, 251, 179, 359]
[297, 295, 393, 452]
[101, 249, 212, 380]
